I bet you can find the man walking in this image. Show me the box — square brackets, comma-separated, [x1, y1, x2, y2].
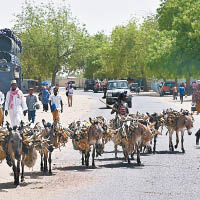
[5, 80, 27, 127]
[67, 84, 73, 107]
[0, 90, 4, 126]
[173, 85, 178, 100]
[42, 86, 49, 112]
[26, 88, 37, 123]
[179, 84, 185, 104]
[49, 87, 63, 122]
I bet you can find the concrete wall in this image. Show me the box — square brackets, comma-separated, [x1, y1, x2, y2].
[57, 77, 86, 88]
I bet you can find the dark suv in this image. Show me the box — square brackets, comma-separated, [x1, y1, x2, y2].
[84, 80, 95, 91]
[106, 80, 132, 108]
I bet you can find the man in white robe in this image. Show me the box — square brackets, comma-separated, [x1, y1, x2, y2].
[0, 90, 4, 126]
[5, 80, 27, 127]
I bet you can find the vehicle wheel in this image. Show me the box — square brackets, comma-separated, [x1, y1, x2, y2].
[128, 101, 132, 108]
[94, 89, 98, 93]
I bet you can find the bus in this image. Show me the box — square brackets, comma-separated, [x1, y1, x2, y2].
[0, 29, 23, 94]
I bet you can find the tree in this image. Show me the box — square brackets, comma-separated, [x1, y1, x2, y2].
[14, 0, 85, 85]
[154, 0, 200, 81]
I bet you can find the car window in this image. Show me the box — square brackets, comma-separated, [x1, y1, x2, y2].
[0, 65, 10, 72]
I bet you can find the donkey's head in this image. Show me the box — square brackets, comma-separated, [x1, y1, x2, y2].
[184, 115, 193, 135]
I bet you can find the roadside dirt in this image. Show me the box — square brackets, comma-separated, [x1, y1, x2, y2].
[0, 91, 97, 200]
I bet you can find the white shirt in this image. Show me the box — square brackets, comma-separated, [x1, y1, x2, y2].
[67, 88, 74, 96]
[5, 89, 27, 112]
[0, 91, 4, 108]
[50, 94, 62, 110]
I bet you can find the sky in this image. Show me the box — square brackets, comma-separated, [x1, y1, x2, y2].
[0, 0, 161, 35]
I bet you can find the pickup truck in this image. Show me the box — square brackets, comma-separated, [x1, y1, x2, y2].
[106, 80, 132, 108]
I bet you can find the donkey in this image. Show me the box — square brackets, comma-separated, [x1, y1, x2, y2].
[6, 122, 23, 186]
[146, 112, 163, 153]
[40, 119, 58, 175]
[87, 117, 104, 167]
[167, 114, 193, 153]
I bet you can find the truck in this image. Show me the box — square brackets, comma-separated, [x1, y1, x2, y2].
[0, 29, 23, 94]
[106, 80, 132, 108]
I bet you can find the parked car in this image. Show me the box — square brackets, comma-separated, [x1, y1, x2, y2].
[106, 80, 132, 108]
[84, 80, 95, 92]
[67, 81, 76, 90]
[160, 81, 176, 96]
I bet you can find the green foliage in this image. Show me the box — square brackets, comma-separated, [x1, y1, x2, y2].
[14, 0, 85, 85]
[152, 0, 200, 79]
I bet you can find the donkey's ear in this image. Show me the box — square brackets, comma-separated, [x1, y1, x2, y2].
[6, 121, 12, 132]
[42, 119, 46, 127]
[89, 118, 92, 123]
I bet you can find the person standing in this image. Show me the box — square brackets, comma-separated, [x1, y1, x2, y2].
[42, 86, 49, 112]
[5, 80, 27, 127]
[179, 84, 185, 104]
[67, 84, 74, 107]
[0, 90, 5, 126]
[26, 88, 37, 123]
[173, 85, 178, 100]
[49, 87, 63, 122]
[192, 81, 200, 114]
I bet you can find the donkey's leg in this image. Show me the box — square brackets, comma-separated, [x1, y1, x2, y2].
[82, 151, 85, 165]
[181, 130, 185, 153]
[175, 131, 179, 149]
[137, 146, 141, 166]
[92, 145, 95, 167]
[85, 152, 90, 167]
[21, 154, 25, 182]
[16, 159, 20, 186]
[48, 152, 52, 175]
[44, 154, 48, 173]
[169, 130, 174, 151]
[153, 134, 157, 154]
[12, 162, 17, 186]
[40, 153, 44, 172]
[114, 144, 118, 158]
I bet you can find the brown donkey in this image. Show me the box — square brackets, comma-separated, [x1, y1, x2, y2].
[167, 114, 193, 153]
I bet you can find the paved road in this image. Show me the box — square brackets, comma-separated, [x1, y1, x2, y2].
[0, 90, 199, 200]
[51, 91, 200, 200]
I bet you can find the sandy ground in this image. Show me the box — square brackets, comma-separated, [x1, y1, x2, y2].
[0, 91, 196, 200]
[0, 90, 97, 200]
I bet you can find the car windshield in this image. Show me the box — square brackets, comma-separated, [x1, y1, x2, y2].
[108, 81, 128, 89]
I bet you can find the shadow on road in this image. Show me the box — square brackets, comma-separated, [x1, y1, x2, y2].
[100, 162, 144, 169]
[99, 107, 110, 109]
[155, 150, 184, 155]
[55, 165, 96, 172]
[104, 150, 123, 154]
[97, 157, 124, 162]
[0, 181, 31, 190]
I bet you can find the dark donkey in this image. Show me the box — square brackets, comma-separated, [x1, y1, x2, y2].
[6, 122, 23, 186]
[147, 112, 162, 153]
[40, 119, 58, 175]
[195, 129, 200, 145]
